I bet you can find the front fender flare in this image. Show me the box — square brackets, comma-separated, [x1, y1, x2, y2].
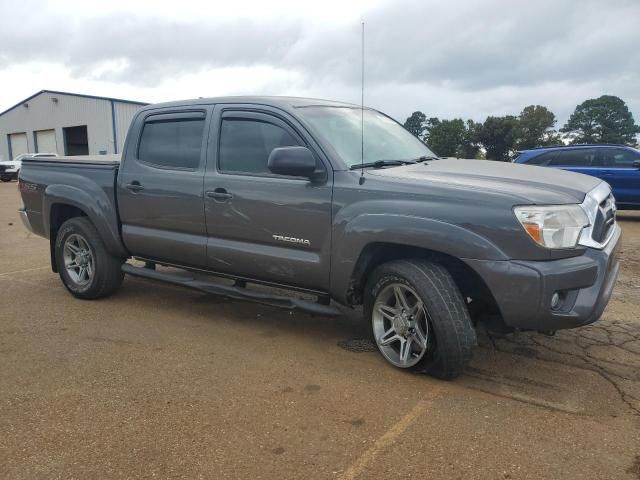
[329, 213, 508, 303]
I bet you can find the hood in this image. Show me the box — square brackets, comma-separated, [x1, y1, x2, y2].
[367, 159, 601, 204]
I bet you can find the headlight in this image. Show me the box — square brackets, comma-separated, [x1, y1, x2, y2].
[514, 205, 589, 249]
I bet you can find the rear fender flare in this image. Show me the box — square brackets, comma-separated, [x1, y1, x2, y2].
[43, 184, 128, 258]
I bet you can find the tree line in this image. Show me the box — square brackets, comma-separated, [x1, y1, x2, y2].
[403, 95, 640, 161]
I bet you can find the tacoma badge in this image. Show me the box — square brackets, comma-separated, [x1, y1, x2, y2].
[272, 234, 311, 246]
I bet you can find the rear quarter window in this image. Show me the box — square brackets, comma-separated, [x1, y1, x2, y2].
[523, 151, 556, 165]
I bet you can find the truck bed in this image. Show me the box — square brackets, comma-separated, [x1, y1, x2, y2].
[19, 154, 125, 258]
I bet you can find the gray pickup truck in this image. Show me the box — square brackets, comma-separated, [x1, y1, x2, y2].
[18, 96, 621, 379]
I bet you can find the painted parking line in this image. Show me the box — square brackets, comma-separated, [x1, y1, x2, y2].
[338, 385, 444, 480]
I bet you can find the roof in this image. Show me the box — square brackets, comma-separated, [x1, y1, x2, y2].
[139, 95, 361, 112]
[522, 143, 636, 152]
[0, 90, 149, 117]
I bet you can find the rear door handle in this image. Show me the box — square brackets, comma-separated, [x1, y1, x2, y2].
[126, 181, 144, 192]
[206, 188, 233, 201]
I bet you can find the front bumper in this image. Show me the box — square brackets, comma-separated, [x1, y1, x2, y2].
[465, 224, 621, 331]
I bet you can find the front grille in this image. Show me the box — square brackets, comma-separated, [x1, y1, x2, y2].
[0, 165, 5, 173]
[591, 194, 616, 243]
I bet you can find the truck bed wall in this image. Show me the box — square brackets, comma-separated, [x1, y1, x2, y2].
[19, 160, 127, 258]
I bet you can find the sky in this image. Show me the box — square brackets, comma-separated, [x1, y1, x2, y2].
[0, 0, 639, 126]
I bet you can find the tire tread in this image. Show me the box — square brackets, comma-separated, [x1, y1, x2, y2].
[55, 217, 124, 299]
[365, 259, 477, 379]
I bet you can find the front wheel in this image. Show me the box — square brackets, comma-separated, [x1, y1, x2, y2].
[365, 259, 477, 379]
[0, 175, 11, 182]
[55, 217, 124, 299]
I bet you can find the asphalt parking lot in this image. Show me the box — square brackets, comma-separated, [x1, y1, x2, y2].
[1, 181, 639, 480]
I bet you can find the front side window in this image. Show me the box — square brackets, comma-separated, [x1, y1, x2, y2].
[602, 148, 638, 168]
[138, 118, 204, 169]
[549, 149, 597, 167]
[298, 107, 436, 168]
[219, 119, 300, 175]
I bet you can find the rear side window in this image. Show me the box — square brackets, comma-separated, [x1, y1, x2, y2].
[549, 149, 597, 167]
[138, 118, 205, 169]
[219, 119, 300, 175]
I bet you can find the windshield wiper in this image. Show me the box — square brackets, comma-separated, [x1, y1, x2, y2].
[413, 155, 440, 162]
[349, 159, 416, 170]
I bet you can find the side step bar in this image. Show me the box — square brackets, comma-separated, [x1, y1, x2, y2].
[121, 263, 342, 317]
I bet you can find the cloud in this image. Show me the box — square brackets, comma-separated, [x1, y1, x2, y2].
[0, 0, 638, 124]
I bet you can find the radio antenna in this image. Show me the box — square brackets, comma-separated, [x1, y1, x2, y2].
[359, 21, 365, 184]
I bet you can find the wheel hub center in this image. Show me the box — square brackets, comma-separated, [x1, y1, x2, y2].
[77, 251, 89, 266]
[393, 313, 410, 336]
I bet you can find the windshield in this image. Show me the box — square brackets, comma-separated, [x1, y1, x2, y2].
[298, 106, 436, 168]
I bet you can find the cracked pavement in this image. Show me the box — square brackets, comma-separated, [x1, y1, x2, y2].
[464, 211, 640, 418]
[1, 184, 639, 479]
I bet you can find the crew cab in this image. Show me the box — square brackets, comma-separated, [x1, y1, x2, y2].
[18, 97, 621, 379]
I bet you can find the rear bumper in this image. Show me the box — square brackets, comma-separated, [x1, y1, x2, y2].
[19, 208, 34, 234]
[465, 224, 621, 331]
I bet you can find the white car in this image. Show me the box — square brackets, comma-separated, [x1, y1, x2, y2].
[0, 153, 57, 182]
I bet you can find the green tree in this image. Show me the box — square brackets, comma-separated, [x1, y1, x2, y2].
[421, 118, 482, 158]
[561, 95, 640, 144]
[403, 111, 427, 139]
[477, 115, 518, 161]
[514, 105, 560, 150]
[424, 118, 466, 157]
[458, 119, 482, 159]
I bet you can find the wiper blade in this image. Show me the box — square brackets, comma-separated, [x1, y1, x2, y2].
[413, 155, 440, 162]
[349, 159, 416, 170]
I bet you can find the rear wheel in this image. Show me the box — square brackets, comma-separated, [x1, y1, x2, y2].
[55, 217, 124, 299]
[365, 259, 477, 379]
[0, 175, 11, 182]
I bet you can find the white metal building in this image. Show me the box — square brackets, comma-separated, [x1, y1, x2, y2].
[0, 90, 148, 160]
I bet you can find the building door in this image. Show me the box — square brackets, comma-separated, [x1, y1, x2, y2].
[35, 129, 57, 154]
[63, 126, 89, 155]
[9, 132, 28, 159]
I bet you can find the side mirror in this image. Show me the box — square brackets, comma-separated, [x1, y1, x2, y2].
[633, 160, 640, 170]
[268, 146, 317, 178]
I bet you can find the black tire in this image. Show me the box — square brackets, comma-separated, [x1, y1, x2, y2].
[55, 217, 124, 299]
[364, 259, 477, 379]
[0, 175, 11, 182]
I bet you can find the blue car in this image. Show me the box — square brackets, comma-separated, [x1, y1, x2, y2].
[514, 144, 640, 210]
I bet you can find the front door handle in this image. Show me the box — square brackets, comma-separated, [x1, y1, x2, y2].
[126, 181, 144, 192]
[206, 188, 233, 201]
